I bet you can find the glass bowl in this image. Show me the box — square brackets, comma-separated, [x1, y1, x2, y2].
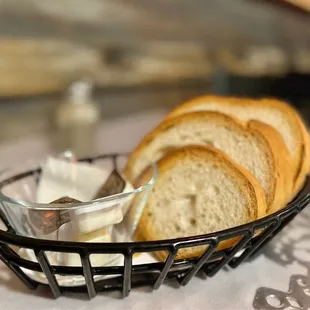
[0, 153, 157, 271]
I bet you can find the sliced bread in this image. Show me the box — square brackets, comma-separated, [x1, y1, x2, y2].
[294, 114, 310, 194]
[165, 95, 309, 195]
[247, 120, 294, 211]
[125, 111, 283, 213]
[135, 145, 267, 260]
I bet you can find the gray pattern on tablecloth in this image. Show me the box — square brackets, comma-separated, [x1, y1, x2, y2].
[253, 205, 310, 309]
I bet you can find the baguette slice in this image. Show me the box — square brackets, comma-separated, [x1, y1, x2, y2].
[165, 95, 308, 195]
[125, 111, 283, 213]
[247, 120, 294, 211]
[135, 146, 267, 260]
[290, 111, 310, 195]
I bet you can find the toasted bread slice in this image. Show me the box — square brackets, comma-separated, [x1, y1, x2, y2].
[165, 95, 308, 195]
[125, 111, 283, 213]
[135, 146, 267, 260]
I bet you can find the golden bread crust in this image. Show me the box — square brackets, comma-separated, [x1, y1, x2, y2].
[247, 120, 294, 213]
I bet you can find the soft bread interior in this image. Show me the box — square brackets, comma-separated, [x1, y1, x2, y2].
[151, 161, 251, 237]
[136, 146, 266, 260]
[166, 97, 298, 160]
[166, 96, 303, 181]
[126, 111, 275, 211]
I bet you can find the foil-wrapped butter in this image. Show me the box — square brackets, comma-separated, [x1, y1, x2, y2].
[70, 169, 134, 234]
[94, 169, 126, 199]
[28, 196, 79, 234]
[36, 156, 134, 236]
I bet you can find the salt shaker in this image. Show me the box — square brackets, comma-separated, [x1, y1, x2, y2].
[54, 80, 100, 157]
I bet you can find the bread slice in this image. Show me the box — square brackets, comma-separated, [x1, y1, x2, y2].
[247, 120, 294, 212]
[288, 107, 310, 195]
[125, 111, 283, 213]
[165, 95, 308, 195]
[135, 145, 267, 260]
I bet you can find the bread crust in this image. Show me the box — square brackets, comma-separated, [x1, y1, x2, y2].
[258, 98, 309, 196]
[134, 145, 267, 260]
[294, 119, 310, 195]
[247, 120, 294, 213]
[125, 111, 277, 212]
[165, 95, 309, 201]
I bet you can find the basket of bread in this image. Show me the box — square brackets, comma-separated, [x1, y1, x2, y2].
[0, 95, 309, 299]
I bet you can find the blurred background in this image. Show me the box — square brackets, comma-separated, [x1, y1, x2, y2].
[0, 0, 309, 165]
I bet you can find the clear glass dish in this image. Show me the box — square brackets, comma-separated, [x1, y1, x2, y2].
[0, 154, 157, 273]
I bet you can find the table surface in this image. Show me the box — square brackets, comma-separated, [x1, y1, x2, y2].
[0, 108, 309, 310]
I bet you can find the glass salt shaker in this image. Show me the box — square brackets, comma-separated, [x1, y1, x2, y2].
[53, 80, 100, 157]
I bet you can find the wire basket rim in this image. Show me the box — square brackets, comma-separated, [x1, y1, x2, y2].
[0, 175, 308, 251]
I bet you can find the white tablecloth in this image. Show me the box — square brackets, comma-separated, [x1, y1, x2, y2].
[0, 108, 309, 310]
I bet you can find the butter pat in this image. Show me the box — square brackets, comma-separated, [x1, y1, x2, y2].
[70, 204, 123, 234]
[63, 227, 114, 267]
[75, 227, 111, 242]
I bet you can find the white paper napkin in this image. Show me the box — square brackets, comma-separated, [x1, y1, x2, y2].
[36, 156, 111, 203]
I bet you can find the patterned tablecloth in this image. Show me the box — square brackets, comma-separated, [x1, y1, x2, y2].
[0, 108, 309, 310]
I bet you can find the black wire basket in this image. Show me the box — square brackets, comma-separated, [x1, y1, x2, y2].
[0, 153, 309, 300]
